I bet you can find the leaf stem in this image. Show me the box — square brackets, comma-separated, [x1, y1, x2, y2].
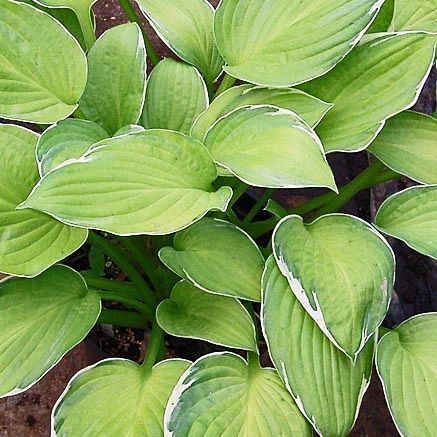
[214, 73, 236, 98]
[118, 0, 161, 66]
[142, 322, 164, 372]
[243, 189, 275, 225]
[98, 309, 147, 329]
[73, 5, 96, 51]
[247, 351, 261, 373]
[82, 273, 142, 299]
[87, 231, 157, 307]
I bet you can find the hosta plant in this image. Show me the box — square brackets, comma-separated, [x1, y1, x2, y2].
[1, 0, 437, 435]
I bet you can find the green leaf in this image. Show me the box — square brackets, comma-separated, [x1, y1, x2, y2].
[301, 33, 437, 152]
[203, 105, 337, 190]
[0, 265, 101, 397]
[0, 124, 87, 277]
[262, 256, 375, 437]
[53, 358, 190, 436]
[157, 280, 257, 351]
[165, 352, 312, 436]
[79, 23, 146, 134]
[273, 214, 394, 360]
[137, 0, 223, 83]
[36, 118, 109, 175]
[376, 313, 437, 437]
[366, 0, 394, 33]
[214, 0, 384, 87]
[142, 59, 208, 135]
[0, 0, 87, 123]
[368, 111, 437, 184]
[375, 185, 437, 259]
[20, 130, 232, 236]
[159, 218, 264, 302]
[391, 0, 437, 32]
[113, 124, 145, 137]
[191, 84, 333, 141]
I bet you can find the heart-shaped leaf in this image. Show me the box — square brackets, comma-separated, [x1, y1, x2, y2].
[159, 218, 264, 301]
[142, 59, 208, 135]
[0, 124, 87, 277]
[36, 119, 109, 175]
[165, 352, 311, 436]
[137, 0, 222, 83]
[369, 111, 437, 184]
[376, 313, 437, 437]
[157, 280, 257, 351]
[204, 105, 337, 190]
[0, 265, 101, 397]
[262, 256, 375, 437]
[20, 130, 232, 236]
[79, 23, 146, 134]
[0, 0, 87, 123]
[375, 185, 437, 259]
[273, 214, 394, 360]
[52, 358, 190, 436]
[214, 0, 383, 87]
[391, 0, 437, 32]
[191, 84, 332, 141]
[301, 33, 437, 152]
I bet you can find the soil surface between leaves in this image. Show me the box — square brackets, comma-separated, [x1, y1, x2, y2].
[0, 0, 436, 435]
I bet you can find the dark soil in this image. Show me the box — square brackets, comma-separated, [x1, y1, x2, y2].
[0, 1, 436, 435]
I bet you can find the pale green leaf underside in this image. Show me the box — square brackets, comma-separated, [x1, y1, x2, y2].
[159, 218, 264, 302]
[20, 130, 232, 236]
[165, 352, 311, 436]
[190, 84, 332, 141]
[36, 118, 109, 175]
[273, 214, 394, 360]
[301, 33, 437, 152]
[53, 358, 190, 437]
[204, 105, 337, 190]
[0, 0, 87, 123]
[157, 280, 257, 351]
[0, 124, 87, 277]
[375, 185, 437, 259]
[262, 257, 374, 437]
[0, 265, 100, 397]
[137, 0, 222, 83]
[214, 0, 383, 87]
[376, 313, 437, 437]
[390, 0, 437, 32]
[142, 58, 208, 135]
[79, 23, 146, 134]
[369, 111, 437, 184]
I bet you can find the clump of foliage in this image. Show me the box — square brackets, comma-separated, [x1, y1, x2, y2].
[0, 0, 436, 435]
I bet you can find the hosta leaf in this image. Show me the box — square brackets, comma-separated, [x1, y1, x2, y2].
[20, 131, 232, 236]
[391, 0, 437, 32]
[0, 265, 100, 397]
[53, 358, 190, 436]
[157, 280, 257, 351]
[79, 23, 146, 134]
[0, 0, 87, 123]
[142, 59, 208, 135]
[165, 352, 311, 436]
[137, 0, 222, 83]
[36, 118, 109, 175]
[262, 256, 374, 437]
[376, 313, 437, 437]
[0, 124, 87, 277]
[159, 218, 264, 302]
[273, 214, 394, 360]
[367, 0, 394, 33]
[191, 84, 332, 141]
[113, 124, 145, 137]
[214, 0, 383, 87]
[375, 185, 437, 259]
[204, 105, 337, 190]
[301, 33, 437, 152]
[369, 111, 437, 184]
